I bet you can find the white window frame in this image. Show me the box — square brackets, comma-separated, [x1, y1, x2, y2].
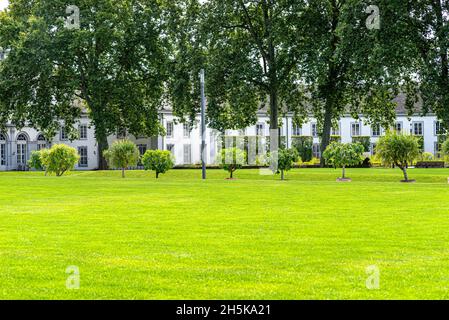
[395, 122, 403, 134]
[79, 124, 88, 140]
[412, 122, 424, 136]
[292, 124, 302, 136]
[351, 122, 361, 137]
[256, 123, 265, 136]
[183, 144, 192, 164]
[371, 124, 381, 137]
[311, 123, 319, 138]
[78, 146, 88, 167]
[60, 127, 68, 141]
[183, 123, 191, 138]
[435, 121, 445, 136]
[166, 121, 174, 138]
[0, 134, 6, 166]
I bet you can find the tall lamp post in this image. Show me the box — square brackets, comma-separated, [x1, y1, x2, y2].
[200, 69, 206, 180]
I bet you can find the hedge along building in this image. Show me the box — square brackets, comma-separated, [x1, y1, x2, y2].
[0, 96, 444, 171]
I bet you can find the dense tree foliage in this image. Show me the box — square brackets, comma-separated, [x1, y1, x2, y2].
[0, 0, 168, 168]
[406, 0, 449, 126]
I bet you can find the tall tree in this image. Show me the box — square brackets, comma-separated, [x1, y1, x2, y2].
[168, 0, 307, 132]
[407, 0, 448, 126]
[297, 0, 416, 165]
[0, 0, 168, 169]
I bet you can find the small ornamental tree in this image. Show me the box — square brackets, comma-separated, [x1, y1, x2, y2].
[220, 148, 246, 179]
[104, 140, 140, 178]
[142, 150, 174, 179]
[323, 142, 365, 181]
[41, 144, 79, 177]
[376, 132, 420, 182]
[271, 148, 300, 180]
[28, 150, 46, 171]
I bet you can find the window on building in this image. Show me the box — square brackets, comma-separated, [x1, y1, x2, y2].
[136, 144, 147, 166]
[256, 123, 265, 136]
[0, 133, 6, 166]
[395, 122, 403, 134]
[351, 123, 361, 137]
[78, 146, 88, 167]
[79, 124, 88, 140]
[331, 124, 340, 136]
[312, 144, 321, 159]
[292, 125, 302, 136]
[412, 122, 424, 136]
[435, 121, 446, 136]
[183, 123, 191, 138]
[137, 144, 147, 157]
[371, 124, 381, 137]
[37, 134, 47, 151]
[60, 127, 68, 140]
[311, 123, 318, 138]
[167, 144, 175, 155]
[16, 133, 28, 165]
[166, 121, 174, 138]
[183, 144, 191, 164]
[434, 142, 442, 158]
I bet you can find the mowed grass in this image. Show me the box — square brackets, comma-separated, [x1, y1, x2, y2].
[1, 168, 449, 300]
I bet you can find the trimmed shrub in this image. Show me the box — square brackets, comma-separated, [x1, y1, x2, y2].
[376, 132, 420, 182]
[28, 149, 47, 171]
[41, 144, 79, 177]
[323, 142, 365, 180]
[142, 150, 174, 178]
[220, 147, 246, 179]
[104, 139, 140, 178]
[292, 136, 313, 162]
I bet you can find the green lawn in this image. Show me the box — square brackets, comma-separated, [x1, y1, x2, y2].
[1, 168, 449, 300]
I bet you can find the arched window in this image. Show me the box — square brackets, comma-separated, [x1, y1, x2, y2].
[16, 133, 28, 165]
[37, 134, 47, 150]
[17, 133, 28, 142]
[0, 133, 6, 166]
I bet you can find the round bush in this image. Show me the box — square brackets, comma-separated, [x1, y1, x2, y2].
[142, 150, 174, 178]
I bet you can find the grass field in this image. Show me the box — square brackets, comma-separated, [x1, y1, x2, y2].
[1, 168, 449, 300]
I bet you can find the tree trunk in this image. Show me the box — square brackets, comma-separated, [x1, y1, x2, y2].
[281, 170, 284, 180]
[342, 165, 346, 179]
[156, 172, 159, 179]
[320, 106, 333, 167]
[122, 168, 125, 178]
[96, 131, 109, 170]
[320, 0, 341, 167]
[402, 167, 408, 182]
[230, 169, 233, 179]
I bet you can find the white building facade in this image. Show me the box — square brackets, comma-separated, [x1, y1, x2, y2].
[0, 111, 443, 171]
